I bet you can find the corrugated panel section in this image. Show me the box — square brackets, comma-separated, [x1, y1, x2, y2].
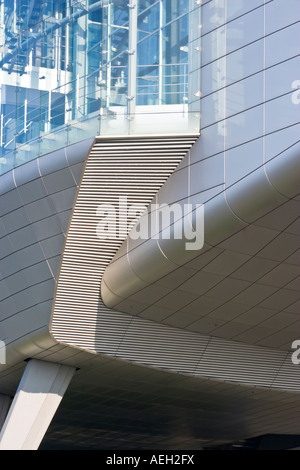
[50, 135, 198, 353]
[195, 338, 293, 389]
[113, 316, 211, 372]
[100, 314, 298, 391]
[271, 355, 300, 392]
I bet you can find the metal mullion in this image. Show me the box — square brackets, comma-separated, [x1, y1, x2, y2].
[159, 0, 163, 105]
[128, 0, 137, 120]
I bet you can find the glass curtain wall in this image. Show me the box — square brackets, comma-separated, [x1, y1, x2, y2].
[0, 0, 201, 174]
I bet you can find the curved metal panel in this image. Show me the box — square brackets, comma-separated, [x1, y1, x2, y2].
[102, 141, 300, 315]
[225, 166, 288, 223]
[102, 187, 249, 308]
[0, 139, 90, 359]
[265, 142, 300, 199]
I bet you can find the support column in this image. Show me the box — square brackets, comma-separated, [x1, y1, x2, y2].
[0, 359, 75, 450]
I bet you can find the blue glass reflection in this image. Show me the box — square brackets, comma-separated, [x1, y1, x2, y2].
[0, 0, 201, 175]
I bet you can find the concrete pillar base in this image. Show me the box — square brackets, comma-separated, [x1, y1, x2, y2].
[0, 359, 75, 450]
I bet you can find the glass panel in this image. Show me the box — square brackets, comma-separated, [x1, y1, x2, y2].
[137, 33, 160, 106]
[138, 0, 159, 13]
[163, 0, 189, 23]
[138, 2, 160, 37]
[162, 14, 189, 105]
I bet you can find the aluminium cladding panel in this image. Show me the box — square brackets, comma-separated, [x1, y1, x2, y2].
[0, 138, 92, 360]
[101, 140, 300, 310]
[48, 135, 300, 393]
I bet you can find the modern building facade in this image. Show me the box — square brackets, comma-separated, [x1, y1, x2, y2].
[0, 0, 299, 450]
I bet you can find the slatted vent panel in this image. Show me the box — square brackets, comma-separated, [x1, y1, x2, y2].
[51, 135, 198, 351]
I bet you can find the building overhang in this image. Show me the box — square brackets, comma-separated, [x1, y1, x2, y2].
[101, 140, 300, 351]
